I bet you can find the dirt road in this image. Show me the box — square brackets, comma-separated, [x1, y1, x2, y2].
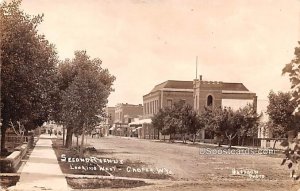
[85, 136, 298, 191]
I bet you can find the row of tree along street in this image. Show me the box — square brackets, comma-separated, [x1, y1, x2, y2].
[0, 1, 115, 156]
[152, 101, 259, 147]
[151, 90, 300, 148]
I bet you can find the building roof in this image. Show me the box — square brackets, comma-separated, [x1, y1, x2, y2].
[150, 80, 193, 93]
[115, 103, 143, 108]
[222, 82, 249, 91]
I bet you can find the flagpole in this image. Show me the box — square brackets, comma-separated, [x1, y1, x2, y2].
[196, 56, 198, 79]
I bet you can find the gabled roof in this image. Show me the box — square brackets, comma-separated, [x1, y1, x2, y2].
[150, 80, 193, 93]
[222, 82, 249, 91]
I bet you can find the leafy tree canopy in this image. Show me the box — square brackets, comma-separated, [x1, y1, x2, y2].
[59, 51, 115, 147]
[266, 91, 298, 138]
[283, 41, 300, 112]
[1, 0, 58, 151]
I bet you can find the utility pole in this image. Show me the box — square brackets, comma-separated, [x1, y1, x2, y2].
[195, 56, 198, 79]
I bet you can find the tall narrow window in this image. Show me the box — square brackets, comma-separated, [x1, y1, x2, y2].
[146, 103, 149, 115]
[207, 95, 213, 107]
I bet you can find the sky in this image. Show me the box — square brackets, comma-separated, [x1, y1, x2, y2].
[16, 0, 300, 106]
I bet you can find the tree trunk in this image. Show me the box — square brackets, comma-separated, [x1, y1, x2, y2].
[226, 132, 237, 148]
[80, 125, 85, 157]
[65, 127, 73, 148]
[170, 133, 174, 143]
[62, 125, 65, 146]
[1, 126, 7, 154]
[229, 138, 232, 148]
[216, 135, 221, 147]
[76, 136, 79, 147]
[273, 139, 278, 150]
[158, 129, 160, 140]
[193, 134, 196, 144]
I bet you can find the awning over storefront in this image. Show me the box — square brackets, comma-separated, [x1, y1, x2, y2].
[128, 121, 141, 126]
[128, 119, 152, 126]
[109, 124, 116, 131]
[140, 119, 151, 124]
[132, 126, 143, 132]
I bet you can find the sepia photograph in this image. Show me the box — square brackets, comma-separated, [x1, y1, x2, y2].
[1, 0, 300, 190]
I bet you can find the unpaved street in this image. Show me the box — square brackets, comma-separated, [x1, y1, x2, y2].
[85, 136, 299, 191]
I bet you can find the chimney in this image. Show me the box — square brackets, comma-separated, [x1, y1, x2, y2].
[199, 75, 202, 81]
[253, 96, 258, 113]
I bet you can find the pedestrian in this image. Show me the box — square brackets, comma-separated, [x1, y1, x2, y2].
[49, 129, 52, 136]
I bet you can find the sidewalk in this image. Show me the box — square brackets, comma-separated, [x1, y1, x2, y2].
[9, 134, 70, 191]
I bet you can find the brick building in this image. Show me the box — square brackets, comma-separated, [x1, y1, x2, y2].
[106, 107, 116, 125]
[111, 103, 143, 136]
[133, 77, 258, 142]
[138, 80, 194, 139]
[194, 76, 257, 112]
[143, 80, 194, 118]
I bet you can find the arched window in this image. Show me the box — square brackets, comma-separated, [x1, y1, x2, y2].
[207, 95, 213, 106]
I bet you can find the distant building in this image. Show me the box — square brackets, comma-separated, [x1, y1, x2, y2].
[114, 103, 143, 123]
[138, 80, 194, 139]
[143, 80, 194, 118]
[98, 107, 115, 136]
[106, 107, 116, 125]
[111, 103, 143, 136]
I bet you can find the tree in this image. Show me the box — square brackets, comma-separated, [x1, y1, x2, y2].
[280, 41, 300, 180]
[203, 106, 225, 146]
[201, 107, 215, 142]
[59, 51, 115, 149]
[1, 0, 58, 153]
[152, 101, 205, 143]
[188, 110, 205, 144]
[283, 41, 300, 112]
[266, 91, 298, 149]
[202, 106, 258, 148]
[236, 104, 260, 146]
[163, 108, 180, 142]
[151, 108, 166, 139]
[173, 101, 188, 143]
[223, 107, 238, 148]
